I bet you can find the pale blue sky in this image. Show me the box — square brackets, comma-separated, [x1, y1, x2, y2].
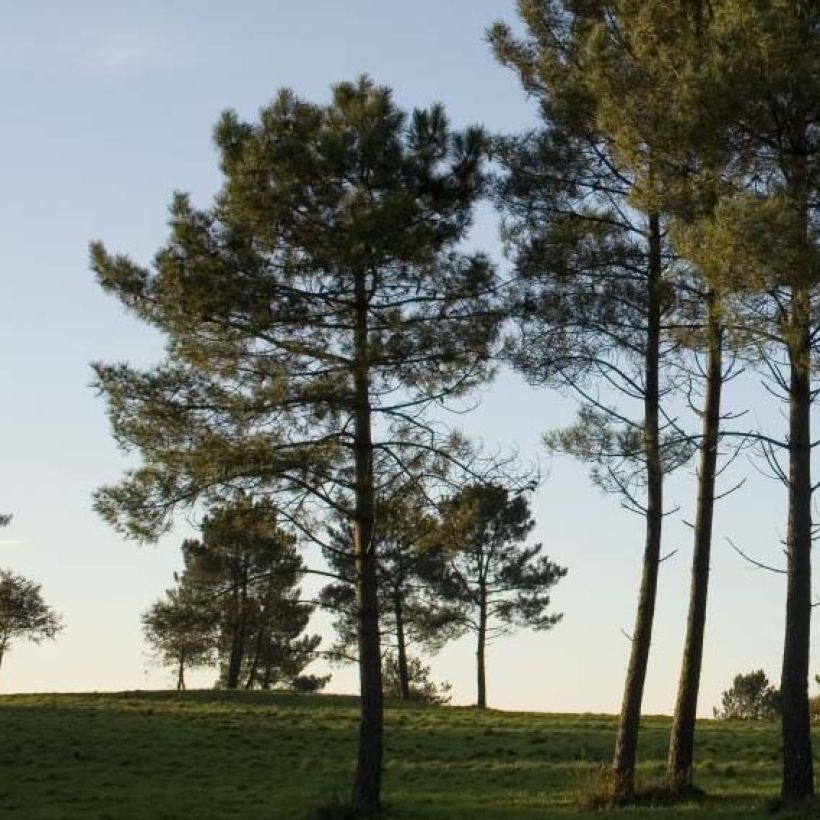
[0, 1, 810, 715]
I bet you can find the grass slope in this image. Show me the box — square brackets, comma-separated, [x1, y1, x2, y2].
[0, 690, 814, 819]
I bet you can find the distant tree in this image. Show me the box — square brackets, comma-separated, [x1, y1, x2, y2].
[91, 76, 499, 812]
[142, 586, 217, 690]
[437, 483, 566, 709]
[382, 652, 451, 705]
[242, 568, 321, 691]
[0, 569, 63, 675]
[320, 485, 465, 701]
[179, 502, 321, 691]
[715, 670, 781, 721]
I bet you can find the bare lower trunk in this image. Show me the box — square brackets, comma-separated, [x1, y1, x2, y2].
[668, 289, 723, 789]
[244, 651, 259, 690]
[226, 603, 247, 690]
[177, 658, 186, 692]
[245, 573, 274, 690]
[350, 270, 383, 813]
[781, 280, 814, 801]
[612, 213, 663, 800]
[476, 632, 487, 710]
[394, 593, 410, 700]
[476, 585, 487, 709]
[261, 661, 272, 690]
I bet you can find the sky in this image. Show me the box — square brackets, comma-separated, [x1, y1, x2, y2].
[0, 0, 813, 717]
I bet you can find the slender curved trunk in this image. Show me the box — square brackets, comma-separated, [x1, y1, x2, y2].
[476, 584, 488, 709]
[612, 213, 664, 800]
[350, 270, 383, 813]
[177, 657, 186, 691]
[781, 277, 814, 801]
[394, 592, 410, 700]
[668, 289, 723, 789]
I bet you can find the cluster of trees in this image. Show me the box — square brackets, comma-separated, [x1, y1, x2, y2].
[142, 500, 325, 692]
[143, 481, 566, 711]
[89, 0, 820, 812]
[321, 480, 565, 709]
[490, 0, 820, 804]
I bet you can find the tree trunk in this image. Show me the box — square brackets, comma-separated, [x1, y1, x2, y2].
[177, 658, 186, 692]
[668, 289, 723, 790]
[245, 569, 275, 690]
[350, 269, 383, 813]
[244, 652, 259, 690]
[476, 585, 488, 710]
[781, 278, 814, 801]
[612, 212, 664, 800]
[225, 582, 248, 690]
[394, 592, 411, 700]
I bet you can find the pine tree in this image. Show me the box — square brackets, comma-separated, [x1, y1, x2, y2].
[491, 2, 693, 794]
[671, 2, 820, 800]
[320, 484, 465, 701]
[91, 77, 499, 811]
[177, 502, 320, 691]
[437, 483, 565, 709]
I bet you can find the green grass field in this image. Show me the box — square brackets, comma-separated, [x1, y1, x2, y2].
[0, 690, 817, 819]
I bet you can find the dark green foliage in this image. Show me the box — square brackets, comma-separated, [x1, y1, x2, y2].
[90, 76, 498, 542]
[320, 487, 465, 671]
[0, 569, 63, 674]
[715, 671, 782, 722]
[178, 501, 321, 690]
[382, 653, 452, 705]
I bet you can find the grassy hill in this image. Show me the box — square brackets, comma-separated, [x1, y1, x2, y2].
[0, 690, 815, 819]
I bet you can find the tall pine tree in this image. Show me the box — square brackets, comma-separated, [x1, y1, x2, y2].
[491, 2, 691, 795]
[91, 77, 499, 811]
[673, 1, 820, 800]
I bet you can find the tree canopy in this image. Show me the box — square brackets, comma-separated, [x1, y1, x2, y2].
[0, 570, 63, 675]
